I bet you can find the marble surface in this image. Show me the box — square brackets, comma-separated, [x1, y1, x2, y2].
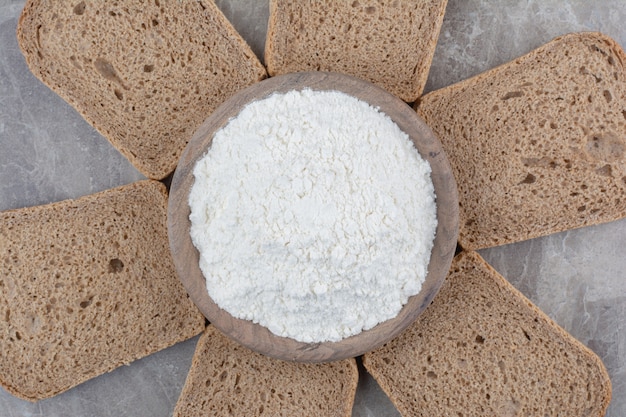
[0, 0, 624, 416]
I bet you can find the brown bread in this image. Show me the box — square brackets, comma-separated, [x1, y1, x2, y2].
[0, 180, 205, 401]
[264, 0, 448, 102]
[16, 0, 267, 180]
[363, 251, 612, 417]
[173, 325, 359, 417]
[417, 32, 626, 250]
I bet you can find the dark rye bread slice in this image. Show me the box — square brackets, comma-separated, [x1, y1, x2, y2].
[416, 32, 626, 250]
[16, 0, 267, 180]
[173, 325, 359, 417]
[363, 251, 612, 417]
[0, 180, 205, 401]
[264, 0, 448, 102]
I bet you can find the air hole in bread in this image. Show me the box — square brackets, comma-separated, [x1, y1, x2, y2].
[35, 25, 44, 59]
[79, 296, 94, 309]
[114, 89, 123, 100]
[519, 173, 536, 185]
[475, 335, 485, 344]
[501, 91, 524, 100]
[365, 6, 376, 14]
[595, 164, 613, 177]
[603, 90, 612, 103]
[73, 1, 86, 15]
[108, 258, 124, 273]
[93, 57, 127, 90]
[412, 62, 419, 75]
[426, 371, 437, 379]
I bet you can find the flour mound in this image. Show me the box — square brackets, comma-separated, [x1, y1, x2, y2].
[189, 89, 437, 343]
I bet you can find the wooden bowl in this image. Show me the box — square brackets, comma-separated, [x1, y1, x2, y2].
[168, 72, 459, 363]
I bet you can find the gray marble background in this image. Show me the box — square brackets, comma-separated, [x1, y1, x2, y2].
[0, 0, 624, 416]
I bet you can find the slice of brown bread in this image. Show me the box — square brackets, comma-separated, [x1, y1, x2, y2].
[363, 251, 612, 417]
[16, 0, 267, 180]
[264, 0, 448, 102]
[0, 180, 205, 401]
[173, 325, 359, 417]
[416, 32, 626, 250]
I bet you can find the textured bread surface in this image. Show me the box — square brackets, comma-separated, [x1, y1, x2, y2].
[0, 180, 205, 401]
[16, 0, 267, 180]
[173, 325, 359, 417]
[363, 251, 612, 417]
[265, 0, 448, 102]
[417, 32, 626, 250]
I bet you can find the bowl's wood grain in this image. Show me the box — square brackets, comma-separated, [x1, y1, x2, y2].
[168, 72, 459, 362]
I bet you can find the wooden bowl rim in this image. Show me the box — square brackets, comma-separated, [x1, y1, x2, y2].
[168, 72, 459, 362]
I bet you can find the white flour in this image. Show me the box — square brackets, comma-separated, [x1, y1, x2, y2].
[189, 89, 437, 343]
